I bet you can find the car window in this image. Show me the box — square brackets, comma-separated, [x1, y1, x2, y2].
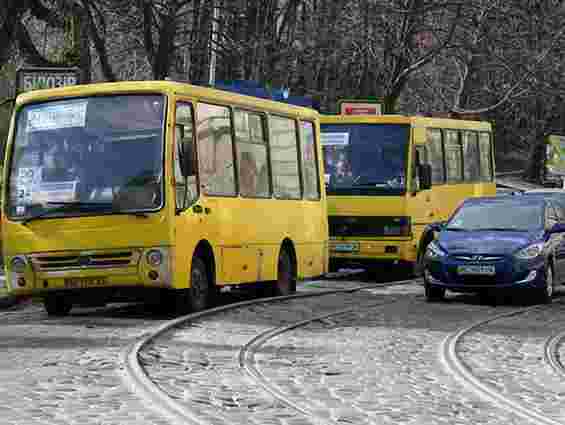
[447, 201, 544, 231]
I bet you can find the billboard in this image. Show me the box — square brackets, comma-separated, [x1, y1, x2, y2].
[16, 67, 80, 92]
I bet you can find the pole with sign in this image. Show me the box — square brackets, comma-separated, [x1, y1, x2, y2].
[16, 67, 80, 93]
[337, 98, 383, 115]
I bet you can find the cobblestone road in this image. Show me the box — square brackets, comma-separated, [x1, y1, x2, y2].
[3, 280, 565, 425]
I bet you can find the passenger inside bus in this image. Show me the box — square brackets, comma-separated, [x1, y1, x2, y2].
[239, 150, 258, 197]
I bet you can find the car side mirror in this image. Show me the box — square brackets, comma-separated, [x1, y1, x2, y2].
[419, 163, 432, 190]
[549, 223, 565, 234]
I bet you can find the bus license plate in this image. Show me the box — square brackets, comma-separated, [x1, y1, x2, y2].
[64, 276, 107, 288]
[333, 243, 359, 253]
[457, 265, 495, 276]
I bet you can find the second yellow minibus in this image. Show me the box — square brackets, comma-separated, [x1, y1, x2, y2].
[320, 112, 495, 275]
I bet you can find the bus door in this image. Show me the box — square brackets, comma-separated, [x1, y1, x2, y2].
[409, 144, 438, 242]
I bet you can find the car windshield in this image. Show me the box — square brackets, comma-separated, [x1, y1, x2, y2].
[7, 94, 165, 220]
[320, 124, 409, 195]
[447, 202, 544, 231]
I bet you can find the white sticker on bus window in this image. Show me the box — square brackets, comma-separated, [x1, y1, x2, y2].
[320, 132, 349, 146]
[325, 173, 330, 184]
[26, 102, 87, 132]
[34, 181, 78, 204]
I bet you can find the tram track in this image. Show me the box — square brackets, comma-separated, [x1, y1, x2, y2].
[544, 329, 565, 381]
[122, 278, 419, 425]
[440, 302, 565, 425]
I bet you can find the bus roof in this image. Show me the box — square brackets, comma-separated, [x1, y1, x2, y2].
[15, 80, 320, 120]
[320, 114, 492, 131]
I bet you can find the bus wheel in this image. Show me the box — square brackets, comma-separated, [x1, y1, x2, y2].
[275, 248, 296, 296]
[44, 294, 72, 317]
[188, 256, 209, 312]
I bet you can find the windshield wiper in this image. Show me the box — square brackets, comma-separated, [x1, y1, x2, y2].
[21, 201, 149, 225]
[445, 227, 470, 231]
[476, 227, 523, 232]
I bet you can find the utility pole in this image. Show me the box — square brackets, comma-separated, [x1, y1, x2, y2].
[208, 1, 219, 85]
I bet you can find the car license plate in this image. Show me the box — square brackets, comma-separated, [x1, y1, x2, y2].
[64, 276, 107, 288]
[457, 265, 495, 276]
[333, 243, 359, 253]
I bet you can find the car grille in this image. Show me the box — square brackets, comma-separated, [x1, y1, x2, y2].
[452, 255, 504, 262]
[329, 216, 409, 237]
[30, 250, 140, 271]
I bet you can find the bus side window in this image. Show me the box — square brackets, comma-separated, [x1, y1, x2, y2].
[444, 129, 463, 183]
[478, 132, 493, 182]
[463, 131, 480, 182]
[197, 103, 236, 196]
[300, 121, 321, 200]
[427, 128, 445, 184]
[234, 110, 270, 198]
[269, 115, 301, 199]
[174, 102, 197, 210]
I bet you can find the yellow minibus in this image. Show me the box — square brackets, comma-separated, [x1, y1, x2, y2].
[3, 81, 328, 315]
[321, 110, 495, 275]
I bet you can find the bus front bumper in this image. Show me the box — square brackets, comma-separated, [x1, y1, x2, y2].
[329, 238, 417, 263]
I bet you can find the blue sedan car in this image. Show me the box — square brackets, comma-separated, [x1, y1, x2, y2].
[423, 196, 565, 304]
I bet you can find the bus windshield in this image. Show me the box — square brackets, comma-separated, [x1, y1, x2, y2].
[320, 124, 409, 195]
[7, 94, 165, 220]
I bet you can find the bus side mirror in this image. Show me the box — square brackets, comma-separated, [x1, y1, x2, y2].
[419, 164, 432, 190]
[176, 124, 195, 177]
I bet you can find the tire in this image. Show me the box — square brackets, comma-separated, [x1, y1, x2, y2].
[188, 256, 210, 312]
[44, 294, 72, 317]
[537, 263, 554, 305]
[424, 281, 445, 302]
[275, 248, 296, 296]
[414, 239, 431, 278]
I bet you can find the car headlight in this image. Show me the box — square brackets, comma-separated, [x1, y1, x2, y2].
[10, 257, 27, 273]
[425, 241, 446, 259]
[514, 242, 544, 260]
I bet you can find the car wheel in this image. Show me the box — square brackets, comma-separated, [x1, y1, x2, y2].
[538, 263, 554, 304]
[413, 246, 426, 278]
[44, 294, 72, 317]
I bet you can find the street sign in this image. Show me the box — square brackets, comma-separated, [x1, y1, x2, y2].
[16, 67, 80, 92]
[338, 99, 382, 115]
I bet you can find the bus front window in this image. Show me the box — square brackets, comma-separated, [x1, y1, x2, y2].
[320, 124, 409, 195]
[7, 95, 165, 220]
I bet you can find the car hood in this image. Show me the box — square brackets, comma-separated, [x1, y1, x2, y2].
[437, 230, 542, 256]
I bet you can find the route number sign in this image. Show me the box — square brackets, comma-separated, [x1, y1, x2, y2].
[16, 67, 80, 92]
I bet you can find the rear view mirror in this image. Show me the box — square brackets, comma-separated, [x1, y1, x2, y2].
[419, 164, 432, 190]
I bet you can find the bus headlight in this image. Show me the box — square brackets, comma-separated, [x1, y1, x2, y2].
[10, 257, 27, 273]
[146, 249, 163, 266]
